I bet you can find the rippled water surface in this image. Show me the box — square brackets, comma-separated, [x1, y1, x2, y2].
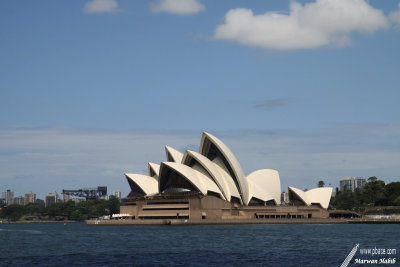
[0, 222, 398, 266]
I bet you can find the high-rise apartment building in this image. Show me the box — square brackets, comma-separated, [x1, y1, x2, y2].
[113, 191, 122, 199]
[14, 196, 25, 205]
[2, 190, 14, 205]
[281, 191, 289, 204]
[24, 191, 36, 205]
[340, 177, 366, 192]
[45, 193, 57, 207]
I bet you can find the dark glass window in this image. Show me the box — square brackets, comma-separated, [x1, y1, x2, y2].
[248, 197, 265, 206]
[126, 178, 146, 198]
[289, 190, 307, 206]
[230, 196, 242, 204]
[160, 168, 199, 195]
[206, 142, 240, 192]
[266, 200, 276, 206]
[207, 191, 222, 199]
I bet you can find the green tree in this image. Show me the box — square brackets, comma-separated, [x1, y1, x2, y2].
[1, 204, 25, 221]
[108, 195, 121, 216]
[25, 203, 43, 215]
[36, 199, 45, 207]
[70, 209, 85, 221]
[385, 182, 400, 206]
[334, 190, 359, 210]
[62, 201, 76, 219]
[47, 202, 66, 217]
[361, 177, 386, 206]
[318, 181, 325, 187]
[393, 196, 400, 206]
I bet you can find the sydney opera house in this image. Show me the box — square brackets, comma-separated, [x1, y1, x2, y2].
[120, 132, 333, 220]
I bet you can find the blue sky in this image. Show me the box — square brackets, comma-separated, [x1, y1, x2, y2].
[1, 0, 399, 199]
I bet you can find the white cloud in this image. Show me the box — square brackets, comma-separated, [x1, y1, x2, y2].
[150, 0, 205, 15]
[389, 3, 400, 28]
[214, 0, 389, 50]
[83, 0, 120, 14]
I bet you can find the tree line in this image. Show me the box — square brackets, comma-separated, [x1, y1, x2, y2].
[0, 195, 121, 221]
[331, 177, 400, 210]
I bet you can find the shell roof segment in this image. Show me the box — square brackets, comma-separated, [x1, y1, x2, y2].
[159, 162, 224, 199]
[182, 150, 241, 202]
[199, 132, 249, 205]
[148, 162, 160, 179]
[125, 174, 159, 196]
[165, 146, 184, 163]
[246, 169, 281, 205]
[123, 131, 331, 208]
[288, 186, 332, 209]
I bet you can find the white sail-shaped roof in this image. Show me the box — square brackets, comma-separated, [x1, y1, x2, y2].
[247, 180, 275, 204]
[246, 169, 281, 205]
[212, 162, 242, 202]
[159, 162, 223, 199]
[288, 186, 332, 209]
[165, 146, 183, 163]
[125, 174, 159, 196]
[148, 162, 160, 180]
[182, 150, 236, 201]
[199, 132, 249, 205]
[305, 187, 333, 209]
[124, 131, 326, 208]
[288, 186, 309, 206]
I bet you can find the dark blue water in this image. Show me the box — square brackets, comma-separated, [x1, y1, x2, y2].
[0, 223, 398, 266]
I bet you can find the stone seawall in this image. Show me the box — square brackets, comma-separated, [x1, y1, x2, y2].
[86, 218, 400, 226]
[86, 218, 349, 225]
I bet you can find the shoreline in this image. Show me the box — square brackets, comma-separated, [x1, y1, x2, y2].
[85, 218, 400, 226]
[0, 220, 80, 224]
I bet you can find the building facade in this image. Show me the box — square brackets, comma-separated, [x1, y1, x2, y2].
[121, 132, 333, 220]
[45, 193, 57, 207]
[24, 191, 36, 205]
[2, 190, 14, 205]
[113, 191, 122, 199]
[14, 196, 25, 205]
[281, 191, 289, 204]
[340, 177, 366, 192]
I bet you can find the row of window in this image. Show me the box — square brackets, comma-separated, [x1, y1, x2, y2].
[254, 214, 307, 219]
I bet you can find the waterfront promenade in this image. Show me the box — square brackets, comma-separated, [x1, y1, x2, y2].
[86, 217, 400, 226]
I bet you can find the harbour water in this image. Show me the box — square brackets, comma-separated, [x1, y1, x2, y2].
[1, 222, 398, 266]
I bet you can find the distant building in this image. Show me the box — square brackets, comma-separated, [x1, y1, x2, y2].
[24, 191, 36, 205]
[14, 196, 24, 205]
[71, 198, 82, 204]
[113, 191, 122, 199]
[45, 193, 57, 207]
[62, 186, 107, 201]
[354, 177, 367, 190]
[281, 191, 289, 204]
[340, 177, 366, 192]
[63, 193, 70, 202]
[2, 190, 14, 205]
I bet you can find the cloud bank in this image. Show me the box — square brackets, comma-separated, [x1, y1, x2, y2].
[214, 0, 389, 50]
[253, 98, 289, 111]
[390, 3, 400, 28]
[150, 0, 205, 15]
[83, 0, 120, 14]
